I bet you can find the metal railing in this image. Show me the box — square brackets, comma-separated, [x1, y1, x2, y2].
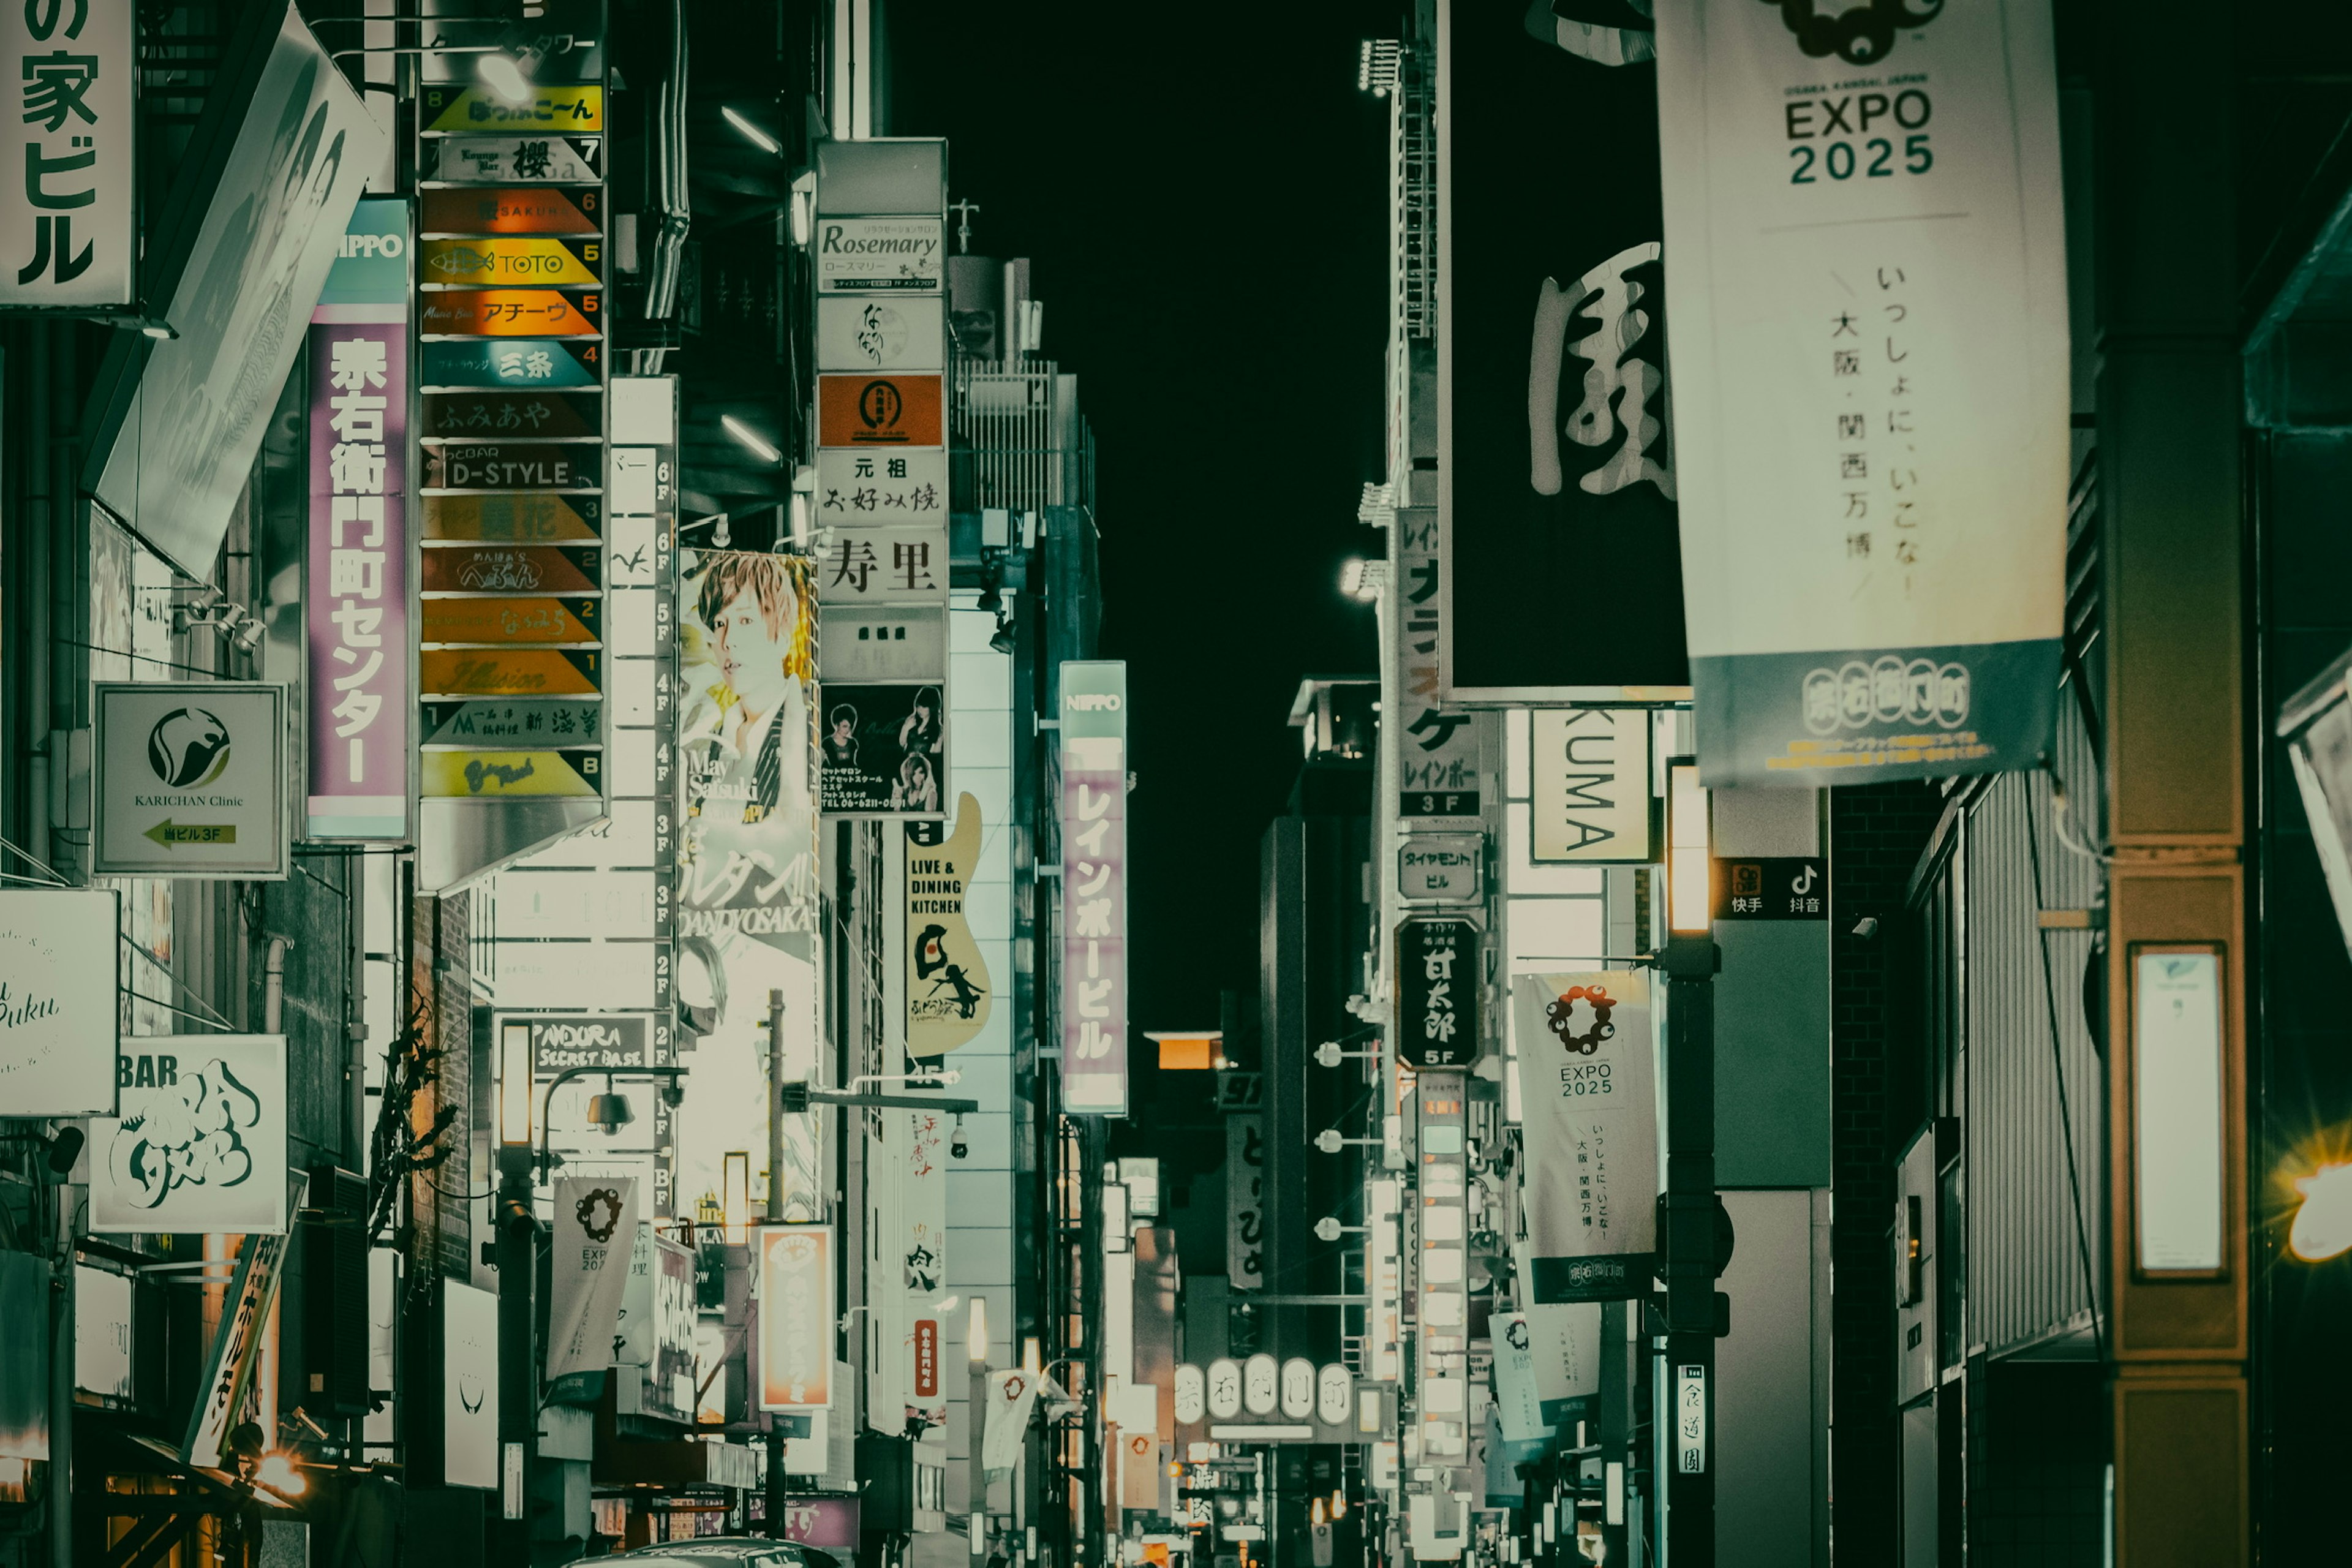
[952, 360, 1096, 514]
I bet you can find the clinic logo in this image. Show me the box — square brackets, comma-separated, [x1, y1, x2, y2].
[1801, 657, 1969, 736]
[1760, 0, 1943, 65]
[147, 707, 232, 788]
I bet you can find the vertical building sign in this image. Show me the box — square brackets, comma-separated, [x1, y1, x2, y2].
[0, 0, 133, 304]
[1653, 0, 2067, 786]
[905, 793, 991, 1057]
[1392, 508, 1482, 823]
[1398, 918, 1482, 1069]
[1439, 2, 1688, 700]
[415, 15, 611, 888]
[1224, 1114, 1264, 1292]
[309, 198, 413, 840]
[815, 141, 951, 818]
[1059, 662, 1129, 1117]
[758, 1225, 835, 1410]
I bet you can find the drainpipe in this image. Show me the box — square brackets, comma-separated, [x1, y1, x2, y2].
[263, 937, 294, 1034]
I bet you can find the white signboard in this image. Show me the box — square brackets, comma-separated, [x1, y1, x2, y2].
[1174, 1363, 1205, 1425]
[813, 522, 949, 606]
[817, 295, 947, 372]
[814, 217, 944, 294]
[91, 1035, 288, 1234]
[0, 0, 133, 305]
[1513, 971, 1657, 1301]
[1242, 1352, 1278, 1417]
[2133, 949, 2225, 1273]
[814, 447, 949, 530]
[94, 682, 288, 878]
[445, 1281, 500, 1488]
[1205, 1357, 1242, 1421]
[1655, 0, 2068, 786]
[0, 888, 118, 1115]
[424, 135, 601, 185]
[1279, 1357, 1314, 1420]
[1398, 832, 1482, 904]
[1529, 709, 1654, 862]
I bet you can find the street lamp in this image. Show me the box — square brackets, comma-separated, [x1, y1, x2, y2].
[2288, 1161, 2352, 1261]
[497, 1021, 533, 1148]
[1660, 755, 1718, 1564]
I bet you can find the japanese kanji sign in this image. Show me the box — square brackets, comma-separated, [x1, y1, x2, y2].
[1060, 661, 1129, 1117]
[308, 198, 412, 840]
[423, 135, 602, 186]
[1390, 507, 1484, 824]
[1396, 918, 1481, 1069]
[1440, 2, 1689, 699]
[816, 373, 944, 448]
[816, 295, 946, 372]
[0, 0, 132, 305]
[1513, 971, 1657, 1302]
[905, 794, 990, 1055]
[813, 522, 949, 606]
[814, 447, 948, 528]
[419, 81, 605, 136]
[1654, 0, 2067, 786]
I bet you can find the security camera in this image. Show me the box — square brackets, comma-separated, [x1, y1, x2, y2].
[1852, 916, 1880, 940]
[950, 1117, 969, 1160]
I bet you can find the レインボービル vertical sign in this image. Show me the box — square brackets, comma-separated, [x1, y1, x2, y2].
[1653, 0, 2068, 786]
[1059, 661, 1128, 1116]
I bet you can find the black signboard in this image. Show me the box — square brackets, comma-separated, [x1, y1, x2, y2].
[424, 390, 603, 440]
[818, 682, 945, 815]
[1444, 3, 1688, 695]
[1712, 858, 1828, 921]
[427, 441, 601, 492]
[1397, 918, 1482, 1069]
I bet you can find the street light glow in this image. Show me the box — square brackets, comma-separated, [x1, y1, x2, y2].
[967, 1294, 989, 1365]
[722, 414, 782, 466]
[476, 51, 532, 105]
[1666, 757, 1711, 937]
[723, 105, 783, 156]
[2289, 1162, 2352, 1261]
[497, 1022, 533, 1147]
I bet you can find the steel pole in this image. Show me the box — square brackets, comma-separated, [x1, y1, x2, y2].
[496, 1145, 538, 1559]
[767, 988, 786, 1225]
[972, 1358, 991, 1559]
[1662, 937, 1717, 1567]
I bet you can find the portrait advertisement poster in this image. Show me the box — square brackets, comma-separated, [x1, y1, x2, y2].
[905, 793, 991, 1057]
[676, 549, 824, 1223]
[820, 682, 946, 816]
[1513, 971, 1657, 1302]
[92, 1035, 288, 1235]
[88, 0, 387, 579]
[1439, 1, 1689, 701]
[0, 889, 119, 1117]
[1654, 0, 2068, 786]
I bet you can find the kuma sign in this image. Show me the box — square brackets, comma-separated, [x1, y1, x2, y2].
[1530, 710, 1654, 864]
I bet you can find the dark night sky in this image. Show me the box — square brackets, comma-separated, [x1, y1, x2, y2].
[889, 2, 1400, 1038]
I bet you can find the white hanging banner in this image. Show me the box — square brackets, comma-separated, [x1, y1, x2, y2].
[982, 1367, 1042, 1474]
[545, 1177, 640, 1388]
[1654, 0, 2068, 786]
[1513, 973, 1656, 1301]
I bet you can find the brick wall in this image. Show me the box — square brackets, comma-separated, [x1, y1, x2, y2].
[1828, 780, 1943, 1559]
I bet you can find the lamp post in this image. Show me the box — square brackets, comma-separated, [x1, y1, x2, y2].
[1660, 758, 1718, 1566]
[494, 1022, 538, 1558]
[969, 1295, 992, 1560]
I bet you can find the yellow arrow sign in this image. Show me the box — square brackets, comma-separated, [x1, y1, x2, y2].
[144, 820, 237, 848]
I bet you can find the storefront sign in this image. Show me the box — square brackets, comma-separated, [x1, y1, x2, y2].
[1397, 919, 1480, 1069]
[183, 1183, 305, 1470]
[420, 82, 604, 136]
[779, 1496, 861, 1550]
[1654, 0, 2067, 785]
[514, 1011, 654, 1071]
[420, 544, 600, 594]
[421, 235, 603, 287]
[1392, 509, 1485, 821]
[1531, 709, 1654, 862]
[814, 448, 948, 529]
[1224, 1116, 1264, 1291]
[1514, 972, 1657, 1301]
[905, 796, 990, 1054]
[1059, 662, 1129, 1117]
[1439, 6, 1688, 699]
[818, 681, 945, 815]
[1398, 833, 1482, 904]
[91, 1, 383, 579]
[420, 647, 601, 697]
[424, 389, 603, 440]
[426, 442, 600, 491]
[443, 1281, 498, 1487]
[0, 889, 119, 1116]
[816, 296, 947, 371]
[814, 217, 944, 293]
[420, 285, 601, 338]
[95, 683, 288, 878]
[426, 491, 602, 542]
[424, 135, 602, 186]
[816, 373, 944, 448]
[813, 522, 949, 605]
[92, 1035, 288, 1234]
[423, 336, 602, 388]
[758, 1226, 835, 1410]
[0, 0, 133, 305]
[308, 198, 413, 841]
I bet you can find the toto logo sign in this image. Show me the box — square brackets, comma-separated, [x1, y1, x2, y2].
[1801, 657, 1968, 735]
[147, 707, 232, 788]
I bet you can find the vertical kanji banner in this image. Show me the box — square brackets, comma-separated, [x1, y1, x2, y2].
[1654, 0, 2068, 786]
[1513, 971, 1656, 1302]
[1059, 661, 1128, 1117]
[1439, 2, 1689, 701]
[0, 0, 132, 305]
